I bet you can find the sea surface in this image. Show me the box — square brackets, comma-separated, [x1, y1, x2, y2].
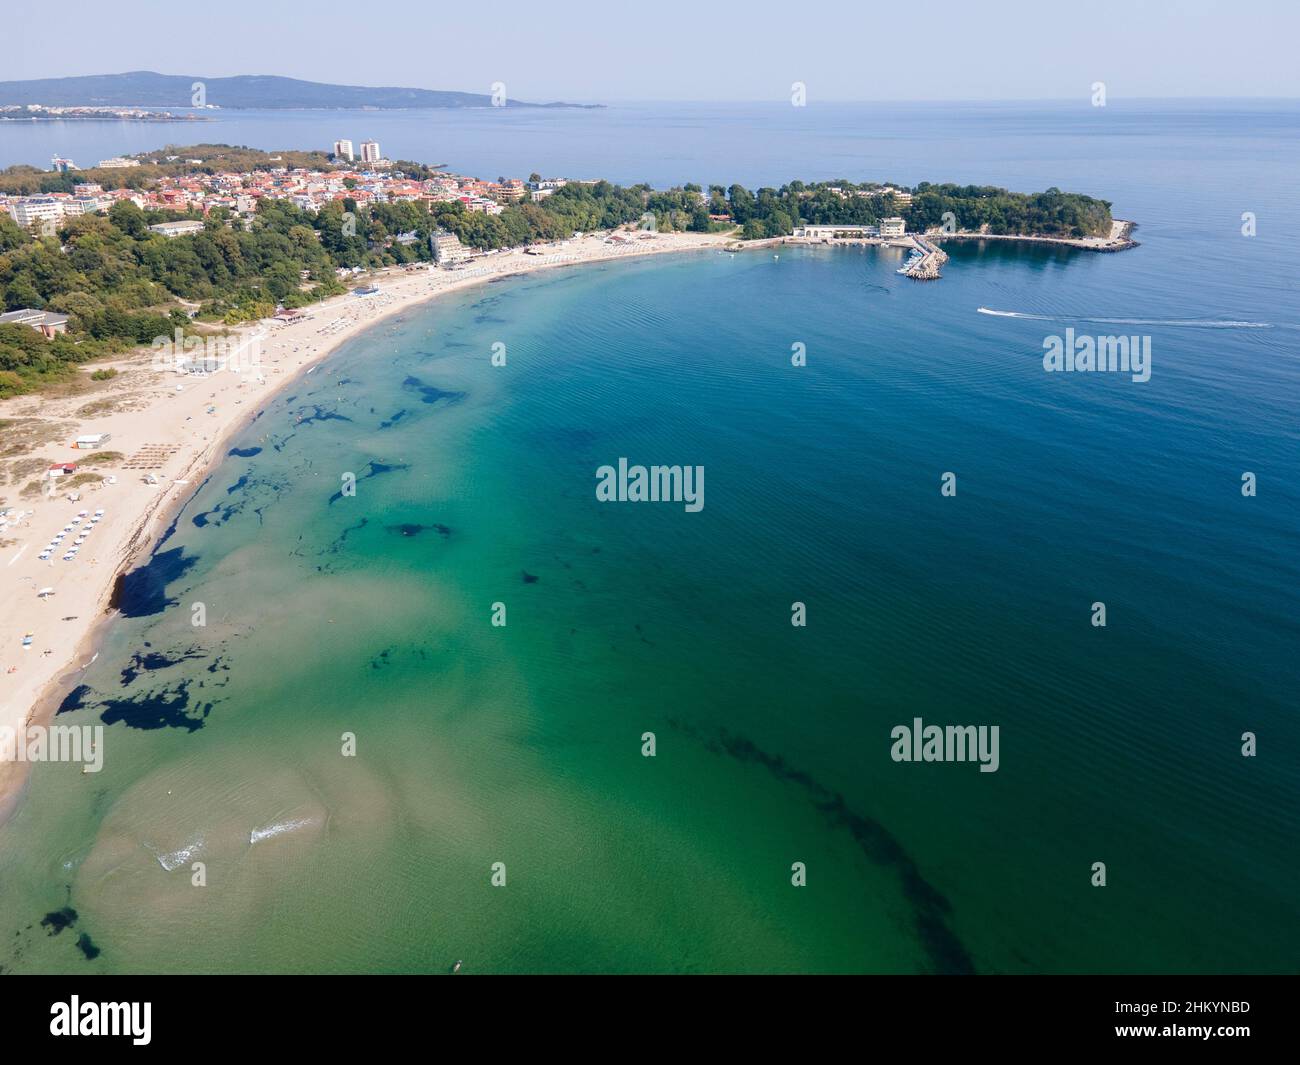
[1, 102, 1298, 973]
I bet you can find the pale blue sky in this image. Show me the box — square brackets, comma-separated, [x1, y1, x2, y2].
[6, 0, 1298, 102]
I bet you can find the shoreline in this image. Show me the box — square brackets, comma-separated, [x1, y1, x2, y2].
[773, 219, 1134, 282]
[0, 229, 732, 820]
[934, 218, 1138, 252]
[779, 219, 1137, 254]
[0, 219, 1136, 822]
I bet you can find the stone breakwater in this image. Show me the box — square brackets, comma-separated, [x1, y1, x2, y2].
[902, 236, 949, 280]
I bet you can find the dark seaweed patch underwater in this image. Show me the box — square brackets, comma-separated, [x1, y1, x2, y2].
[58, 678, 213, 732]
[110, 547, 198, 619]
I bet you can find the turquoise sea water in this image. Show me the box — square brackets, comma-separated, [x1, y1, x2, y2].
[2, 102, 1299, 973]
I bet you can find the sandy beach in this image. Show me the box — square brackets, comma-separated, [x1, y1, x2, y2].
[0, 229, 730, 813]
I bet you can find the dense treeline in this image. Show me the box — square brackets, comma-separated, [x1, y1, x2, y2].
[719, 179, 1112, 239]
[905, 183, 1112, 237]
[0, 198, 355, 396]
[0, 322, 118, 399]
[427, 181, 721, 251]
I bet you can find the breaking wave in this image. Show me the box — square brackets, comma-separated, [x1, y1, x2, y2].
[145, 836, 205, 872]
[249, 817, 317, 845]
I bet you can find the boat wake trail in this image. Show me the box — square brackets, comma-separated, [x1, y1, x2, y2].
[976, 307, 1272, 329]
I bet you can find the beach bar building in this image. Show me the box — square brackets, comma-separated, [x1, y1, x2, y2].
[791, 224, 877, 240]
[177, 353, 224, 375]
[0, 309, 70, 337]
[74, 433, 111, 450]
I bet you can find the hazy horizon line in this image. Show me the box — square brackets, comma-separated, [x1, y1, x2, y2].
[4, 71, 1300, 108]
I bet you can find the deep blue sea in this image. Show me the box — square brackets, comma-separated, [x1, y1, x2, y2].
[1, 101, 1298, 973]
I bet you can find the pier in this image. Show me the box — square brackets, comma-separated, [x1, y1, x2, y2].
[783, 227, 950, 280]
[899, 235, 949, 280]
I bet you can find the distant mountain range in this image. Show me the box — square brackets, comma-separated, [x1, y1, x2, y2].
[0, 71, 599, 110]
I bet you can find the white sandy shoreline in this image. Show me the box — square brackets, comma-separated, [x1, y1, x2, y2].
[0, 230, 733, 818]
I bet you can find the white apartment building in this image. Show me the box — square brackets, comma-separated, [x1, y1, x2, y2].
[359, 140, 381, 164]
[333, 139, 355, 162]
[64, 195, 111, 217]
[96, 157, 140, 169]
[9, 196, 65, 228]
[431, 231, 469, 266]
[879, 216, 907, 238]
[148, 220, 207, 238]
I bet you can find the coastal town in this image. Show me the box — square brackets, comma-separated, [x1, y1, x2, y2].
[1, 142, 1134, 300]
[3, 139, 575, 233]
[0, 104, 204, 122]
